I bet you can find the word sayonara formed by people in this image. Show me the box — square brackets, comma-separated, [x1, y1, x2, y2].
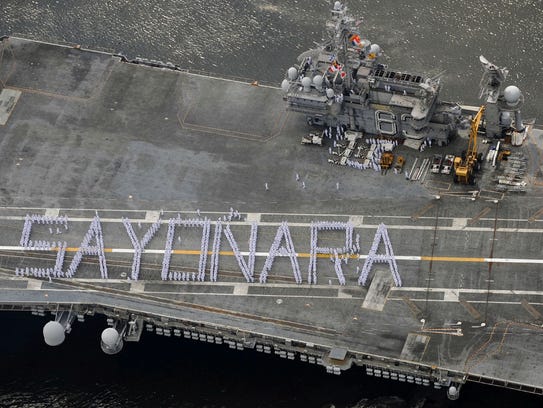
[15, 214, 401, 287]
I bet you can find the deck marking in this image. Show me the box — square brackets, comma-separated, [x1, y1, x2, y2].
[420, 256, 485, 263]
[520, 299, 543, 320]
[467, 207, 491, 226]
[528, 207, 543, 223]
[348, 215, 364, 226]
[0, 89, 21, 125]
[1, 246, 542, 265]
[400, 333, 430, 361]
[17, 278, 543, 301]
[246, 213, 261, 223]
[26, 280, 42, 290]
[337, 288, 353, 299]
[3, 213, 543, 232]
[459, 300, 482, 320]
[362, 269, 392, 311]
[452, 218, 468, 228]
[3, 207, 543, 221]
[393, 287, 543, 295]
[443, 289, 459, 302]
[233, 283, 249, 296]
[410, 203, 435, 220]
[44, 208, 60, 217]
[401, 296, 423, 319]
[145, 211, 161, 222]
[130, 281, 145, 293]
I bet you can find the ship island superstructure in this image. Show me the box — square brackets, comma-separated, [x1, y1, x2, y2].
[0, 1, 542, 402]
[281, 1, 528, 150]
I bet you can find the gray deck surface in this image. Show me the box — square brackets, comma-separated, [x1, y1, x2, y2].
[1, 37, 543, 390]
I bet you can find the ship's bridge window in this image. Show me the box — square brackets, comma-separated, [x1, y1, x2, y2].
[375, 110, 397, 135]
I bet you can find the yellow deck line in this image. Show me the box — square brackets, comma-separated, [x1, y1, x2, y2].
[13, 247, 540, 264]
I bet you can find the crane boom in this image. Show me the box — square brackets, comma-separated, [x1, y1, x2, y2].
[453, 105, 485, 184]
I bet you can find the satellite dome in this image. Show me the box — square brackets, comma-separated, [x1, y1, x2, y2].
[447, 385, 458, 399]
[369, 44, 381, 56]
[503, 85, 521, 106]
[334, 1, 342, 10]
[326, 88, 335, 98]
[301, 76, 312, 92]
[313, 75, 323, 89]
[281, 79, 290, 92]
[101, 327, 120, 347]
[287, 67, 298, 81]
[101, 327, 124, 354]
[359, 39, 369, 49]
[43, 321, 65, 346]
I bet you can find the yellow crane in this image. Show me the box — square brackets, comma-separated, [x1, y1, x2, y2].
[453, 105, 485, 184]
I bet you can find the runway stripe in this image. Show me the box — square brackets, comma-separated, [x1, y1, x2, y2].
[1, 213, 543, 233]
[0, 246, 541, 265]
[420, 256, 485, 262]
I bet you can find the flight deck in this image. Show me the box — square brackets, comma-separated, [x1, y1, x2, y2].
[1, 36, 543, 399]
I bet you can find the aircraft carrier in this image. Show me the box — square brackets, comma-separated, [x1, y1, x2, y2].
[0, 2, 543, 401]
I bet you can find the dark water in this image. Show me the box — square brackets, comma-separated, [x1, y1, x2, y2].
[1, 1, 542, 406]
[0, 312, 541, 408]
[1, 0, 542, 117]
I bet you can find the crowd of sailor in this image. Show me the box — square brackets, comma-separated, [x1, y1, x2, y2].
[358, 223, 402, 287]
[161, 215, 258, 283]
[15, 266, 55, 278]
[17, 214, 109, 280]
[19, 214, 68, 247]
[209, 220, 223, 282]
[65, 215, 108, 279]
[347, 139, 398, 172]
[197, 207, 243, 222]
[15, 212, 401, 287]
[209, 219, 257, 282]
[308, 221, 354, 284]
[260, 221, 302, 284]
[323, 125, 347, 141]
[224, 222, 257, 283]
[332, 250, 347, 285]
[324, 126, 400, 172]
[123, 208, 246, 281]
[162, 217, 211, 282]
[122, 217, 162, 280]
[168, 271, 198, 281]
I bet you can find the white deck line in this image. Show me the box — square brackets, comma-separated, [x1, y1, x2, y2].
[1, 245, 542, 265]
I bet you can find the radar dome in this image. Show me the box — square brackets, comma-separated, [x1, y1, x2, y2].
[369, 44, 381, 56]
[281, 79, 290, 92]
[334, 1, 342, 10]
[447, 385, 459, 400]
[101, 327, 124, 354]
[43, 321, 65, 346]
[287, 67, 298, 81]
[313, 75, 323, 89]
[301, 76, 312, 92]
[359, 39, 369, 49]
[101, 327, 120, 347]
[504, 85, 521, 106]
[326, 88, 335, 99]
